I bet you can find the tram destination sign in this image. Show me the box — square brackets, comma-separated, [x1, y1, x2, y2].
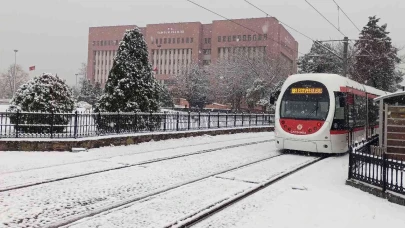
[291, 88, 323, 94]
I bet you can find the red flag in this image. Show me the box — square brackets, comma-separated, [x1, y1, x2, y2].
[153, 67, 158, 72]
[29, 66, 35, 71]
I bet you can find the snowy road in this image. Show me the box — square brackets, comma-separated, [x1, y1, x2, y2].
[0, 132, 280, 228]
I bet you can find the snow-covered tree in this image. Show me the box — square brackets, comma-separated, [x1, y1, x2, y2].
[8, 73, 75, 133]
[77, 79, 103, 107]
[298, 42, 343, 74]
[210, 55, 290, 111]
[96, 27, 160, 113]
[173, 63, 211, 109]
[159, 84, 174, 108]
[353, 16, 402, 91]
[0, 64, 29, 99]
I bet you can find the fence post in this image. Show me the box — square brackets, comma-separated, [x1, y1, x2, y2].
[348, 145, 353, 179]
[234, 112, 236, 127]
[50, 110, 54, 139]
[176, 112, 179, 131]
[249, 111, 251, 127]
[96, 112, 100, 136]
[382, 152, 387, 192]
[74, 111, 78, 138]
[134, 112, 138, 132]
[225, 112, 228, 128]
[217, 112, 220, 128]
[116, 111, 120, 134]
[262, 113, 265, 125]
[255, 113, 258, 126]
[242, 112, 244, 127]
[198, 111, 201, 129]
[163, 111, 167, 132]
[208, 111, 211, 129]
[15, 110, 20, 138]
[188, 111, 191, 131]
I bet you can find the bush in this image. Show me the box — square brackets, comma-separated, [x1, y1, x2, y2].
[8, 73, 75, 134]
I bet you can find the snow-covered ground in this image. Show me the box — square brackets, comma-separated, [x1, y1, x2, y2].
[194, 155, 405, 228]
[67, 155, 317, 228]
[0, 133, 278, 228]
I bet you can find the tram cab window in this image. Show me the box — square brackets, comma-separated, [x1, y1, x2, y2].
[332, 92, 347, 130]
[280, 81, 329, 120]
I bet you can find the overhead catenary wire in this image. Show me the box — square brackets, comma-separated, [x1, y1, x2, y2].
[186, 0, 305, 56]
[304, 0, 346, 37]
[332, 0, 361, 32]
[244, 0, 342, 60]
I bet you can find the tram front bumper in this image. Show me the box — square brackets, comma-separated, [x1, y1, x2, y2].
[275, 137, 332, 153]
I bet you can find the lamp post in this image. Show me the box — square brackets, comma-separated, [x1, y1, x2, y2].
[75, 73, 79, 88]
[13, 50, 18, 96]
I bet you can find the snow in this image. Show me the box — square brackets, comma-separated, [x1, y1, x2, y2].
[0, 133, 278, 227]
[194, 155, 405, 228]
[0, 105, 9, 112]
[0, 134, 272, 191]
[65, 155, 317, 228]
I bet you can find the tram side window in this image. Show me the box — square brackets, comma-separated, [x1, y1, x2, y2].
[355, 95, 367, 127]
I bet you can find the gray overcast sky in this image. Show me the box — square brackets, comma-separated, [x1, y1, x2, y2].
[1, 0, 404, 86]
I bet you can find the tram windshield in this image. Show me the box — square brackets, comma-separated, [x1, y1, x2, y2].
[280, 81, 330, 120]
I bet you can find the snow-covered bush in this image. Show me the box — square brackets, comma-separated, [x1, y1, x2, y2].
[95, 27, 161, 132]
[8, 73, 75, 133]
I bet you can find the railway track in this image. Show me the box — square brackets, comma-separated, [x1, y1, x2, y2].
[0, 139, 274, 192]
[2, 135, 271, 175]
[167, 155, 327, 228]
[50, 153, 283, 228]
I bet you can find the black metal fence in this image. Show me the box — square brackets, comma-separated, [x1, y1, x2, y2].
[0, 111, 274, 139]
[348, 137, 405, 195]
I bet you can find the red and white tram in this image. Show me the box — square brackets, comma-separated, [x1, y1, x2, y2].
[274, 73, 389, 154]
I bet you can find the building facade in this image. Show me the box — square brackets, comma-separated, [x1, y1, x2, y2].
[87, 17, 298, 86]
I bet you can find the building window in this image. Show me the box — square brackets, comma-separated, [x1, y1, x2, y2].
[164, 38, 167, 44]
[190, 37, 193, 43]
[253, 35, 257, 41]
[264, 34, 267, 40]
[156, 39, 159, 44]
[168, 38, 171, 44]
[203, 60, 211, 65]
[218, 36, 221, 42]
[100, 41, 103, 46]
[222, 36, 226, 42]
[258, 34, 262, 41]
[208, 38, 211, 44]
[228, 36, 231, 42]
[237, 35, 241, 41]
[172, 38, 175, 44]
[182, 49, 184, 54]
[151, 39, 154, 44]
[233, 36, 236, 41]
[92, 41, 96, 46]
[203, 49, 211, 55]
[186, 37, 189, 43]
[243, 35, 246, 41]
[248, 35, 252, 41]
[182, 38, 184, 43]
[177, 38, 180, 43]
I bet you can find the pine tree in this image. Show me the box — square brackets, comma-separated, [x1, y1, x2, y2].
[8, 73, 75, 133]
[298, 42, 342, 74]
[96, 27, 160, 113]
[353, 16, 402, 91]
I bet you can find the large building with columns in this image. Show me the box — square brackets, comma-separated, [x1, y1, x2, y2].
[87, 17, 298, 87]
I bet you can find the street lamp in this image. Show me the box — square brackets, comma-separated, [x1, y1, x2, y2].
[13, 50, 18, 96]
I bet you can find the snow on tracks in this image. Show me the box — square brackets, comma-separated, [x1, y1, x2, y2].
[64, 155, 320, 228]
[0, 141, 278, 228]
[0, 138, 272, 192]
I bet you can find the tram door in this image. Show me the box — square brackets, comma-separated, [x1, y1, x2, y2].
[346, 92, 355, 146]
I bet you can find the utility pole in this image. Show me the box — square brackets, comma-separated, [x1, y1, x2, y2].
[342, 37, 349, 77]
[13, 50, 18, 96]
